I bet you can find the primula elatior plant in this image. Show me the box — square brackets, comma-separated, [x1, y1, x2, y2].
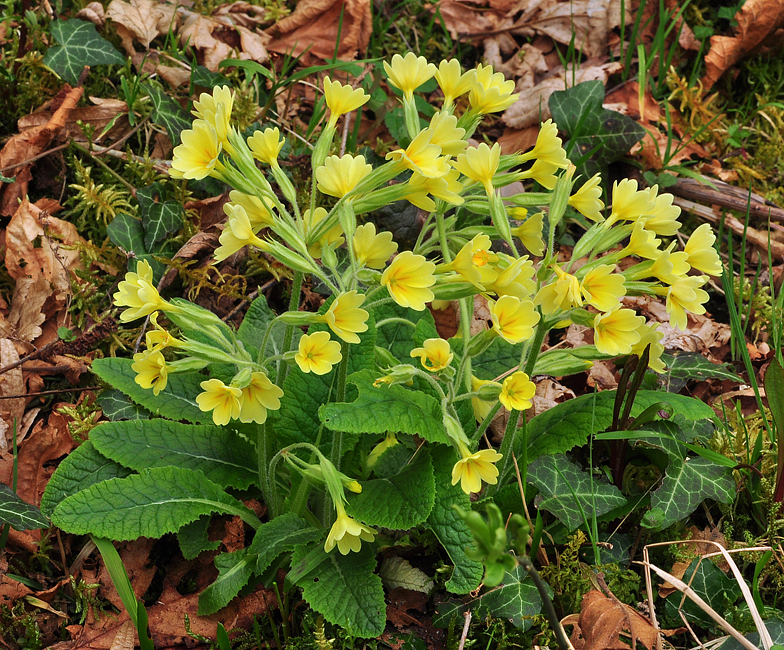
[44, 55, 726, 637]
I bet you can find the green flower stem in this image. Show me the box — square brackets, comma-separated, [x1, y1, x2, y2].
[278, 271, 304, 385]
[330, 340, 351, 471]
[258, 421, 279, 518]
[374, 317, 417, 329]
[487, 406, 522, 497]
[472, 401, 502, 444]
[522, 316, 547, 377]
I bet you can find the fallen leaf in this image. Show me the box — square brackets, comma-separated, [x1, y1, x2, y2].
[0, 339, 26, 450]
[532, 377, 575, 415]
[106, 0, 162, 49]
[18, 97, 129, 144]
[76, 2, 106, 27]
[571, 589, 659, 650]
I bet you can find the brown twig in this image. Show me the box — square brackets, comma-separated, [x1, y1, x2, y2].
[0, 386, 102, 400]
[0, 142, 71, 175]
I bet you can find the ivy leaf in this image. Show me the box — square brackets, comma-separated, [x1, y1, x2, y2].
[91, 419, 257, 490]
[95, 389, 151, 421]
[106, 213, 166, 280]
[198, 549, 258, 615]
[92, 358, 208, 423]
[40, 440, 133, 519]
[0, 485, 49, 530]
[144, 82, 192, 147]
[44, 19, 124, 85]
[663, 558, 741, 628]
[136, 183, 184, 251]
[178, 516, 220, 560]
[528, 454, 628, 531]
[426, 446, 483, 594]
[661, 351, 743, 392]
[291, 543, 385, 639]
[320, 370, 449, 445]
[346, 449, 435, 529]
[52, 467, 258, 540]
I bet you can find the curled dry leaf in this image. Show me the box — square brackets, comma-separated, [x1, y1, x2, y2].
[0, 339, 26, 450]
[568, 589, 659, 650]
[106, 0, 162, 49]
[76, 1, 106, 27]
[18, 96, 129, 144]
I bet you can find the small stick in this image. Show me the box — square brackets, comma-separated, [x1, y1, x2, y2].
[457, 611, 471, 650]
[0, 386, 102, 400]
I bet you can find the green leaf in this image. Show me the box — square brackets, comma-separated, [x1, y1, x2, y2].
[426, 446, 483, 594]
[661, 352, 743, 392]
[44, 19, 124, 85]
[136, 184, 184, 251]
[106, 213, 166, 280]
[524, 390, 715, 461]
[198, 549, 258, 615]
[92, 358, 209, 423]
[178, 516, 220, 560]
[191, 65, 231, 88]
[532, 349, 594, 377]
[346, 449, 435, 529]
[52, 467, 259, 540]
[40, 440, 133, 519]
[291, 543, 385, 638]
[719, 619, 784, 650]
[0, 484, 48, 530]
[434, 566, 545, 630]
[320, 370, 449, 445]
[95, 389, 151, 421]
[248, 513, 321, 574]
[663, 558, 741, 628]
[472, 337, 524, 381]
[237, 294, 299, 357]
[144, 82, 192, 147]
[379, 556, 434, 594]
[91, 419, 257, 490]
[373, 302, 438, 363]
[527, 454, 627, 531]
[764, 357, 784, 433]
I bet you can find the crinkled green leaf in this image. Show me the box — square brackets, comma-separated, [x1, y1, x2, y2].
[379, 556, 434, 594]
[145, 82, 192, 147]
[0, 485, 49, 530]
[178, 516, 220, 560]
[320, 369, 449, 445]
[373, 302, 438, 363]
[198, 549, 258, 615]
[40, 440, 133, 519]
[92, 358, 208, 423]
[91, 419, 257, 489]
[137, 183, 184, 251]
[44, 19, 124, 85]
[249, 513, 321, 574]
[346, 449, 434, 529]
[472, 337, 524, 381]
[426, 446, 483, 594]
[237, 294, 299, 358]
[291, 543, 385, 638]
[528, 454, 627, 531]
[662, 351, 743, 392]
[95, 389, 151, 421]
[52, 467, 258, 540]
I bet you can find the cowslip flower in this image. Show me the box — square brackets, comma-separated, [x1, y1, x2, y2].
[486, 254, 536, 300]
[580, 265, 626, 312]
[403, 169, 464, 211]
[662, 275, 709, 331]
[367, 433, 398, 468]
[518, 119, 569, 170]
[192, 85, 234, 149]
[295, 331, 343, 375]
[642, 186, 682, 236]
[648, 248, 690, 285]
[451, 441, 503, 494]
[247, 127, 285, 166]
[435, 59, 476, 107]
[304, 207, 344, 258]
[621, 220, 661, 259]
[323, 76, 370, 128]
[316, 154, 373, 198]
[511, 210, 545, 257]
[353, 223, 397, 269]
[321, 291, 369, 344]
[384, 53, 437, 101]
[490, 295, 540, 344]
[386, 129, 451, 178]
[381, 251, 436, 311]
[145, 313, 181, 351]
[228, 191, 275, 230]
[325, 502, 376, 554]
[607, 179, 655, 225]
[214, 204, 270, 263]
[518, 158, 561, 190]
[410, 338, 453, 372]
[453, 142, 501, 195]
[428, 111, 467, 156]
[535, 265, 582, 314]
[499, 371, 535, 411]
[468, 63, 518, 114]
[593, 307, 644, 356]
[170, 120, 222, 180]
[441, 234, 498, 289]
[568, 173, 604, 222]
[238, 371, 284, 424]
[684, 223, 722, 276]
[197, 378, 242, 426]
[630, 321, 666, 373]
[132, 349, 168, 395]
[114, 260, 174, 322]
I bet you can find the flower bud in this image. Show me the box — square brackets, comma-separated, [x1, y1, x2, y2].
[477, 382, 502, 401]
[466, 328, 497, 357]
[373, 364, 418, 387]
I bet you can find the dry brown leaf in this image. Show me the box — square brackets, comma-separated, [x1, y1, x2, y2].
[106, 0, 162, 49]
[18, 97, 129, 144]
[108, 621, 135, 650]
[0, 339, 25, 449]
[532, 378, 575, 415]
[572, 590, 659, 650]
[436, 0, 498, 40]
[702, 0, 784, 90]
[76, 2, 106, 27]
[266, 0, 371, 64]
[97, 539, 157, 611]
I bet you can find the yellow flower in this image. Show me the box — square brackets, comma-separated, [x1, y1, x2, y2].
[535, 265, 582, 314]
[641, 186, 682, 236]
[114, 260, 172, 322]
[518, 119, 569, 170]
[580, 265, 626, 312]
[316, 154, 373, 198]
[197, 378, 242, 426]
[403, 169, 464, 211]
[367, 433, 398, 468]
[486, 254, 536, 300]
[451, 442, 503, 494]
[384, 53, 437, 101]
[238, 371, 284, 424]
[511, 210, 545, 257]
[568, 173, 605, 222]
[453, 142, 501, 195]
[132, 349, 168, 395]
[499, 371, 535, 411]
[410, 338, 453, 372]
[323, 76, 370, 128]
[247, 127, 285, 166]
[171, 119, 222, 180]
[428, 111, 467, 156]
[304, 207, 344, 258]
[630, 321, 666, 373]
[648, 248, 690, 285]
[621, 220, 661, 259]
[518, 158, 561, 190]
[214, 204, 269, 263]
[607, 179, 655, 225]
[295, 331, 343, 375]
[227, 191, 275, 230]
[593, 307, 644, 356]
[192, 85, 234, 149]
[684, 223, 722, 276]
[324, 503, 376, 554]
[386, 128, 451, 178]
[321, 291, 369, 344]
[442, 234, 498, 290]
[490, 295, 540, 344]
[381, 251, 436, 311]
[145, 312, 180, 351]
[663, 275, 709, 331]
[435, 59, 476, 107]
[353, 223, 398, 269]
[468, 63, 518, 114]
